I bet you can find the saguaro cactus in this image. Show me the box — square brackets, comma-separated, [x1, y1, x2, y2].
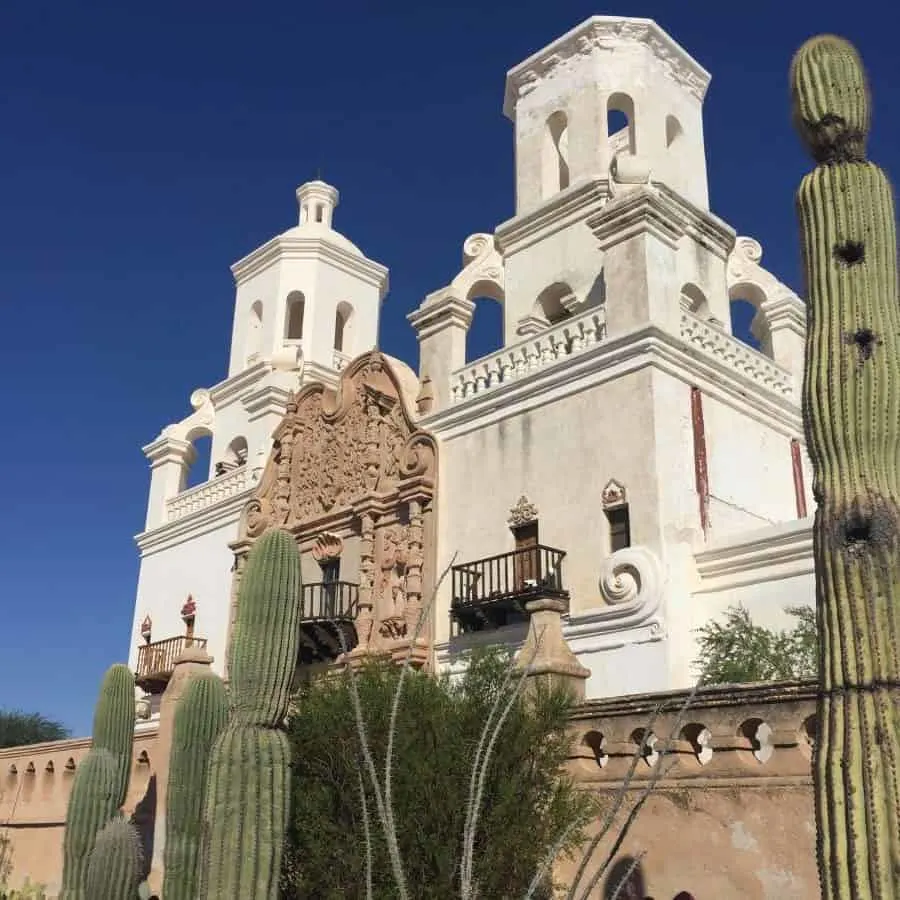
[59, 750, 120, 900]
[60, 664, 137, 899]
[91, 664, 136, 808]
[163, 670, 228, 900]
[792, 34, 900, 899]
[200, 528, 301, 900]
[84, 816, 143, 900]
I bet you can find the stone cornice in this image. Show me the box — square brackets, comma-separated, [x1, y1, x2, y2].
[503, 16, 711, 120]
[495, 178, 610, 257]
[421, 325, 803, 442]
[242, 383, 293, 422]
[142, 434, 194, 466]
[407, 293, 476, 339]
[587, 184, 735, 257]
[135, 488, 250, 555]
[208, 361, 270, 408]
[762, 294, 807, 332]
[231, 234, 389, 297]
[693, 517, 814, 592]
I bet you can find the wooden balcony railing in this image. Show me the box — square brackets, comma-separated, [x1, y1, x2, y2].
[298, 582, 360, 665]
[136, 635, 208, 693]
[451, 545, 568, 634]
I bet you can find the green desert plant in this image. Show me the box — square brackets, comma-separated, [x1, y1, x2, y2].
[163, 669, 228, 900]
[280, 647, 597, 900]
[199, 528, 301, 900]
[59, 750, 121, 900]
[792, 33, 900, 900]
[60, 665, 136, 900]
[84, 816, 143, 900]
[693, 604, 817, 684]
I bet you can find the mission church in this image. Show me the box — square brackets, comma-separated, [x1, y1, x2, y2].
[130, 13, 815, 721]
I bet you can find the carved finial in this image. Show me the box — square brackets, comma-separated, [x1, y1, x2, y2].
[601, 479, 627, 509]
[508, 495, 539, 528]
[140, 615, 152, 643]
[180, 595, 196, 625]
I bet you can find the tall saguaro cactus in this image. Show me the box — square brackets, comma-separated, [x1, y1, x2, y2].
[163, 669, 228, 900]
[792, 34, 900, 899]
[200, 528, 301, 900]
[84, 816, 143, 900]
[60, 665, 137, 900]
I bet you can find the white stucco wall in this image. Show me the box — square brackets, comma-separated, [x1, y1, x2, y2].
[129, 511, 242, 679]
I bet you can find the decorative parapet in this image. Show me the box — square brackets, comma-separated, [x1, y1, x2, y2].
[166, 465, 250, 522]
[333, 350, 352, 372]
[451, 306, 606, 403]
[679, 310, 794, 399]
[568, 679, 817, 784]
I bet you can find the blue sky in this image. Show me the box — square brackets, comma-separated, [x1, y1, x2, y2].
[0, 0, 896, 738]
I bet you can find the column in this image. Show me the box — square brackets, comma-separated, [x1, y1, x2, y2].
[142, 435, 195, 530]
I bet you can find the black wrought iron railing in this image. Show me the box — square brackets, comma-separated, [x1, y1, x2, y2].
[300, 581, 359, 622]
[450, 545, 567, 632]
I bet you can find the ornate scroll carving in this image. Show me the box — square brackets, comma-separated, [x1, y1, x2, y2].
[508, 495, 539, 528]
[449, 233, 505, 303]
[312, 532, 343, 563]
[241, 352, 437, 538]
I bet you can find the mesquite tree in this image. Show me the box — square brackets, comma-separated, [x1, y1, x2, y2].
[792, 34, 900, 898]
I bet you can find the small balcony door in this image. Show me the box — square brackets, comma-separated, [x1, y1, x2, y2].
[512, 521, 539, 592]
[321, 559, 340, 617]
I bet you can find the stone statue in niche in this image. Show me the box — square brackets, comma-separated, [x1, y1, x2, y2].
[378, 525, 410, 639]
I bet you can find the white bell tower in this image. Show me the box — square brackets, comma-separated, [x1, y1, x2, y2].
[227, 179, 389, 383]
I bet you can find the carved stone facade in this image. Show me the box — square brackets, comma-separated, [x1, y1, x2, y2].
[228, 351, 438, 669]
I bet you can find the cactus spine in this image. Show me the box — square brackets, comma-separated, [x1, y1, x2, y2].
[60, 665, 137, 899]
[162, 670, 228, 900]
[792, 35, 900, 899]
[200, 528, 301, 900]
[83, 817, 143, 900]
[59, 751, 120, 900]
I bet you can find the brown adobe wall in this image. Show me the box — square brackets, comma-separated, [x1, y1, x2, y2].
[0, 728, 158, 895]
[562, 679, 819, 899]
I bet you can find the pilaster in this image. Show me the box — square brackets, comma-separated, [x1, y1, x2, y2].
[588, 188, 686, 337]
[407, 290, 475, 412]
[143, 435, 195, 530]
[755, 294, 807, 394]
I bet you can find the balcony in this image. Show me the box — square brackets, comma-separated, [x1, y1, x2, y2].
[451, 545, 568, 634]
[136, 635, 208, 693]
[298, 581, 360, 664]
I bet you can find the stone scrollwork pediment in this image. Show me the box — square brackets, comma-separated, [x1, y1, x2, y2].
[241, 352, 437, 538]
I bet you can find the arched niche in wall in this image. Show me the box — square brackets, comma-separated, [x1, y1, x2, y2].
[215, 436, 248, 476]
[334, 301, 355, 354]
[679, 283, 711, 319]
[541, 110, 570, 199]
[245, 300, 263, 365]
[666, 113, 684, 149]
[285, 291, 305, 343]
[533, 282, 576, 325]
[607, 92, 636, 156]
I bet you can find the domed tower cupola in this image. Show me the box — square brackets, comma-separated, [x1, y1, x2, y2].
[226, 179, 389, 382]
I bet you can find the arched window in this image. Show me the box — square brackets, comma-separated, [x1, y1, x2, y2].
[285, 291, 305, 341]
[245, 300, 263, 364]
[541, 111, 570, 199]
[679, 283, 710, 318]
[607, 92, 636, 155]
[729, 283, 770, 355]
[333, 302, 354, 353]
[183, 428, 213, 490]
[666, 114, 684, 149]
[215, 436, 248, 476]
[465, 296, 504, 364]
